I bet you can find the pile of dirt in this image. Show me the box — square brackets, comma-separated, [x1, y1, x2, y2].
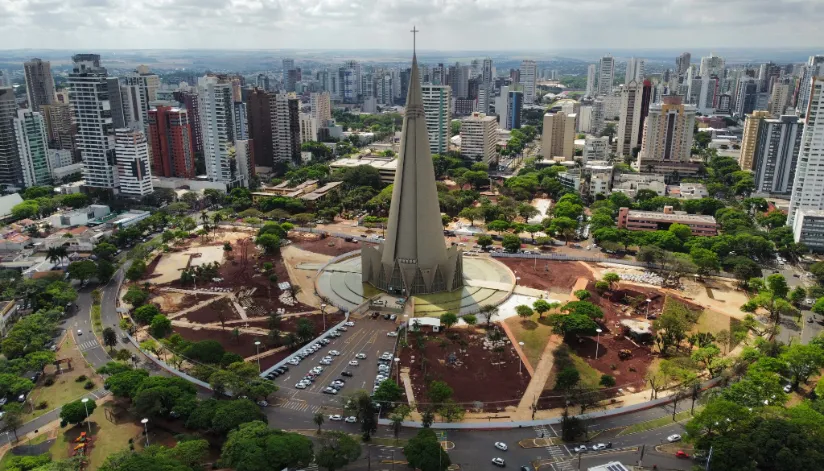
[398, 328, 530, 412]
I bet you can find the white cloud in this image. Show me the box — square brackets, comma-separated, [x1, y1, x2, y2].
[1, 0, 822, 50]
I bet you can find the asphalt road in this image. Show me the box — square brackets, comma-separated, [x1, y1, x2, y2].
[268, 316, 398, 415]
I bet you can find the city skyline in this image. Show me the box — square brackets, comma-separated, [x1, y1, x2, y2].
[1, 0, 823, 51]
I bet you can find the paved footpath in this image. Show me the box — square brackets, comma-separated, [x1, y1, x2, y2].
[514, 334, 563, 420]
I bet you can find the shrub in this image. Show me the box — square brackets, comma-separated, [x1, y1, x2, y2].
[36, 400, 48, 410]
[599, 374, 616, 388]
[84, 380, 95, 390]
[44, 376, 55, 386]
[75, 375, 87, 383]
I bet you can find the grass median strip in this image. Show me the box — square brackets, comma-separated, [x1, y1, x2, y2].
[617, 409, 694, 436]
[91, 304, 103, 336]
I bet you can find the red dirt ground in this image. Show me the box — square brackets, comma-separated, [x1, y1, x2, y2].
[398, 328, 531, 412]
[180, 298, 241, 324]
[172, 325, 267, 358]
[293, 234, 361, 257]
[498, 260, 594, 292]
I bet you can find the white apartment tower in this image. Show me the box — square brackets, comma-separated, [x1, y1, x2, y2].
[699, 53, 726, 78]
[797, 56, 824, 116]
[421, 84, 452, 155]
[625, 58, 645, 84]
[68, 54, 117, 190]
[542, 112, 576, 160]
[13, 109, 52, 187]
[460, 112, 497, 163]
[616, 80, 644, 157]
[114, 128, 153, 197]
[597, 55, 615, 96]
[585, 64, 596, 97]
[310, 92, 332, 124]
[520, 60, 537, 104]
[121, 66, 159, 132]
[638, 96, 696, 166]
[298, 113, 318, 144]
[752, 115, 803, 195]
[788, 78, 824, 227]
[197, 75, 236, 183]
[271, 93, 300, 163]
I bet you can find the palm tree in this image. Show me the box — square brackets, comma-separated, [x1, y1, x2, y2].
[201, 210, 209, 226]
[47, 246, 68, 268]
[480, 304, 498, 328]
[212, 213, 224, 238]
[313, 411, 325, 433]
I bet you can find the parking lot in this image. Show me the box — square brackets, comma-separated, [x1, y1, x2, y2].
[268, 315, 400, 411]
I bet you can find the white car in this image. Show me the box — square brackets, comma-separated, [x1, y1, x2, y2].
[339, 326, 348, 331]
[295, 383, 307, 389]
[257, 400, 269, 407]
[491, 458, 505, 467]
[329, 414, 342, 421]
[345, 321, 355, 327]
[77, 329, 82, 336]
[344, 416, 357, 423]
[387, 331, 398, 337]
[784, 384, 792, 393]
[494, 442, 508, 451]
[667, 434, 682, 443]
[356, 353, 367, 359]
[329, 350, 340, 356]
[591, 443, 606, 451]
[319, 360, 332, 366]
[349, 360, 359, 366]
[573, 445, 588, 453]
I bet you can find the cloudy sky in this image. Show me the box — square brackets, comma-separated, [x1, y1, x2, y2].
[2, 0, 823, 51]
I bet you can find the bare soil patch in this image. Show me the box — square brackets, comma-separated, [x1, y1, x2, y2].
[150, 291, 206, 312]
[498, 260, 594, 293]
[293, 234, 360, 257]
[398, 328, 530, 412]
[179, 297, 239, 324]
[172, 325, 266, 358]
[245, 312, 345, 334]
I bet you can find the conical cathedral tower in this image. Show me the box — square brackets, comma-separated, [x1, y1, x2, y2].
[361, 42, 463, 295]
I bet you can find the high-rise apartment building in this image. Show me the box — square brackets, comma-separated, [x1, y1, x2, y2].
[340, 61, 361, 102]
[0, 88, 23, 189]
[637, 96, 696, 166]
[197, 75, 236, 183]
[789, 78, 824, 227]
[451, 65, 470, 99]
[247, 88, 273, 167]
[591, 98, 606, 135]
[310, 92, 332, 125]
[769, 78, 792, 116]
[477, 58, 493, 114]
[520, 60, 537, 104]
[625, 58, 645, 84]
[114, 128, 153, 197]
[271, 93, 300, 163]
[616, 80, 644, 157]
[233, 139, 254, 187]
[797, 56, 824, 116]
[597, 55, 615, 96]
[282, 59, 295, 72]
[541, 111, 576, 160]
[752, 114, 803, 195]
[460, 112, 497, 163]
[23, 58, 55, 113]
[735, 77, 759, 117]
[41, 103, 75, 151]
[233, 102, 248, 140]
[173, 90, 203, 156]
[121, 66, 159, 132]
[738, 110, 771, 170]
[699, 53, 725, 78]
[420, 84, 452, 155]
[585, 64, 596, 97]
[13, 109, 52, 187]
[298, 114, 317, 144]
[147, 105, 196, 178]
[505, 89, 524, 130]
[676, 52, 691, 76]
[68, 54, 117, 190]
[638, 80, 653, 149]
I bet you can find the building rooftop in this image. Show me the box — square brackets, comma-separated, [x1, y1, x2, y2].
[626, 209, 717, 223]
[797, 209, 824, 218]
[301, 181, 344, 201]
[329, 157, 398, 171]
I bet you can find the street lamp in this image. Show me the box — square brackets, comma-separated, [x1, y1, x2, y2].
[394, 357, 400, 384]
[403, 315, 409, 342]
[321, 303, 327, 331]
[254, 341, 262, 372]
[81, 398, 91, 434]
[141, 418, 149, 447]
[518, 342, 525, 374]
[645, 298, 652, 319]
[595, 328, 603, 360]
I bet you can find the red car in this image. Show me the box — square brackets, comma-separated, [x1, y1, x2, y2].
[675, 450, 689, 459]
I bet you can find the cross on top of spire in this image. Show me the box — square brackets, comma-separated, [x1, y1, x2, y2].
[411, 26, 419, 54]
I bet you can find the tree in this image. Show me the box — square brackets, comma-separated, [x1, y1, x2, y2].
[133, 304, 161, 324]
[602, 272, 620, 289]
[403, 429, 451, 471]
[501, 302, 529, 322]
[653, 299, 695, 355]
[427, 380, 453, 405]
[313, 411, 325, 433]
[555, 367, 580, 391]
[60, 399, 97, 425]
[67, 260, 97, 284]
[106, 369, 149, 398]
[126, 260, 147, 281]
[220, 421, 313, 471]
[315, 432, 362, 471]
[668, 223, 693, 242]
[102, 327, 117, 351]
[477, 234, 493, 250]
[345, 390, 378, 440]
[501, 234, 521, 253]
[255, 233, 281, 253]
[789, 287, 807, 307]
[150, 315, 172, 338]
[211, 399, 267, 434]
[547, 312, 599, 337]
[690, 247, 720, 277]
[439, 312, 458, 330]
[573, 289, 591, 300]
[533, 299, 555, 318]
[599, 375, 616, 388]
[3, 403, 24, 440]
[123, 286, 149, 307]
[780, 344, 824, 387]
[549, 216, 578, 244]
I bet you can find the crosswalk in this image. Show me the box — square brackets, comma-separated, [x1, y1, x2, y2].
[532, 425, 573, 470]
[78, 339, 100, 352]
[276, 399, 323, 414]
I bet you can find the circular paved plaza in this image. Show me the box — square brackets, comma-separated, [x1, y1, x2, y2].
[316, 252, 516, 317]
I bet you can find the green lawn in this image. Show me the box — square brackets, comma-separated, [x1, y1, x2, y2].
[24, 336, 96, 421]
[505, 314, 554, 369]
[570, 352, 602, 389]
[618, 409, 695, 436]
[50, 405, 141, 470]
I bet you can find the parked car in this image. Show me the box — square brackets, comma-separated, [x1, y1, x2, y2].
[591, 443, 606, 451]
[491, 458, 506, 467]
[667, 434, 682, 443]
[387, 331, 398, 337]
[344, 416, 357, 423]
[494, 442, 508, 451]
[573, 445, 588, 453]
[329, 415, 343, 421]
[341, 371, 354, 377]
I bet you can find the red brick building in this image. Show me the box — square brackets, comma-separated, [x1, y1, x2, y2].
[147, 105, 196, 178]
